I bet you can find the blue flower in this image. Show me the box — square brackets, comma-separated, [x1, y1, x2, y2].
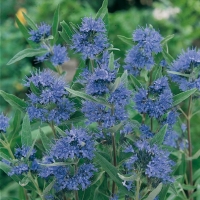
[29, 23, 51, 43]
[14, 145, 36, 161]
[50, 128, 95, 160]
[25, 70, 75, 125]
[0, 113, 9, 133]
[133, 26, 163, 55]
[50, 45, 69, 66]
[169, 48, 200, 91]
[71, 17, 109, 59]
[134, 77, 172, 118]
[124, 46, 154, 76]
[8, 163, 29, 176]
[140, 125, 154, 139]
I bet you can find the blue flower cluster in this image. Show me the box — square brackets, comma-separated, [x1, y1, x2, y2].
[124, 26, 162, 76]
[134, 77, 172, 118]
[169, 48, 200, 91]
[0, 113, 9, 133]
[29, 23, 51, 43]
[124, 140, 174, 189]
[71, 17, 109, 59]
[8, 146, 38, 176]
[25, 70, 75, 125]
[39, 128, 96, 191]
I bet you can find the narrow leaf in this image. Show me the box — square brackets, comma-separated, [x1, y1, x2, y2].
[7, 48, 48, 65]
[109, 77, 121, 92]
[121, 70, 128, 87]
[172, 88, 197, 106]
[39, 161, 76, 167]
[30, 82, 40, 96]
[43, 179, 55, 195]
[22, 12, 37, 30]
[66, 88, 111, 108]
[161, 34, 174, 45]
[40, 128, 53, 151]
[21, 114, 32, 147]
[0, 90, 27, 112]
[187, 149, 200, 161]
[150, 124, 168, 145]
[118, 173, 137, 181]
[52, 4, 60, 43]
[95, 0, 108, 19]
[60, 20, 73, 40]
[55, 126, 66, 136]
[167, 70, 190, 78]
[59, 30, 69, 43]
[117, 35, 133, 46]
[108, 52, 114, 70]
[162, 49, 174, 64]
[129, 75, 142, 89]
[145, 183, 162, 200]
[19, 177, 30, 187]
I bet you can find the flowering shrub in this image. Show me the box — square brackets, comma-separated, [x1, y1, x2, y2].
[1, 1, 200, 200]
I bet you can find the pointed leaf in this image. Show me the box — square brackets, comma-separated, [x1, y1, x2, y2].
[60, 20, 73, 39]
[0, 90, 27, 112]
[145, 183, 162, 200]
[109, 77, 121, 92]
[65, 88, 111, 108]
[43, 179, 56, 195]
[117, 35, 133, 46]
[172, 88, 197, 106]
[129, 75, 142, 89]
[187, 149, 200, 161]
[108, 52, 114, 70]
[19, 177, 30, 187]
[55, 126, 66, 136]
[22, 12, 37, 30]
[52, 4, 60, 43]
[30, 82, 40, 96]
[7, 48, 48, 65]
[161, 34, 174, 45]
[150, 124, 168, 146]
[95, 0, 108, 19]
[167, 70, 190, 78]
[21, 114, 32, 147]
[40, 128, 53, 151]
[121, 70, 128, 87]
[162, 49, 174, 64]
[118, 173, 137, 182]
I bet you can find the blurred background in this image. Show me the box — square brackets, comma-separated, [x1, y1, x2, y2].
[0, 0, 200, 197]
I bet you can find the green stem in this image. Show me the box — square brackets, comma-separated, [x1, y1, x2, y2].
[1, 135, 15, 159]
[187, 95, 193, 200]
[28, 172, 44, 200]
[135, 179, 141, 200]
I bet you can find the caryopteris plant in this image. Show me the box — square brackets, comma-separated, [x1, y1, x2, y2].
[1, 1, 200, 199]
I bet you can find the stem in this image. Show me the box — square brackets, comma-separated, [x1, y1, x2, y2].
[186, 95, 193, 199]
[28, 172, 44, 200]
[135, 179, 141, 200]
[111, 132, 117, 196]
[150, 118, 153, 132]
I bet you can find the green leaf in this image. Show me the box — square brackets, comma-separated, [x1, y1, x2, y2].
[21, 114, 32, 147]
[40, 128, 53, 151]
[55, 126, 66, 136]
[181, 184, 196, 190]
[72, 60, 85, 82]
[19, 177, 30, 187]
[0, 152, 11, 161]
[30, 82, 40, 96]
[152, 67, 162, 82]
[117, 35, 133, 46]
[7, 48, 48, 65]
[161, 34, 174, 45]
[118, 173, 137, 181]
[1, 198, 20, 200]
[91, 171, 105, 186]
[64, 111, 85, 125]
[145, 183, 162, 200]
[43, 179, 55, 195]
[172, 88, 197, 106]
[109, 77, 121, 92]
[193, 168, 200, 181]
[150, 124, 168, 146]
[65, 88, 111, 108]
[39, 161, 76, 167]
[0, 90, 27, 112]
[158, 184, 170, 200]
[109, 122, 124, 133]
[167, 70, 190, 78]
[71, 82, 84, 91]
[60, 20, 73, 40]
[22, 12, 37, 30]
[95, 0, 108, 19]
[108, 52, 114, 70]
[162, 49, 174, 64]
[59, 30, 69, 43]
[15, 16, 36, 48]
[94, 152, 129, 194]
[129, 75, 142, 89]
[187, 149, 200, 161]
[69, 22, 78, 33]
[121, 70, 128, 87]
[52, 4, 60, 43]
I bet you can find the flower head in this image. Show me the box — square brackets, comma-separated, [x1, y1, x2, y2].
[169, 48, 200, 91]
[29, 23, 51, 43]
[0, 113, 9, 133]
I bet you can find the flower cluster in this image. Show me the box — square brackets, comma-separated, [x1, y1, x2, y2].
[124, 140, 174, 190]
[134, 77, 172, 118]
[8, 145, 38, 176]
[169, 48, 200, 91]
[39, 128, 96, 192]
[25, 70, 75, 125]
[29, 23, 51, 43]
[0, 113, 9, 133]
[71, 17, 109, 59]
[124, 26, 162, 76]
